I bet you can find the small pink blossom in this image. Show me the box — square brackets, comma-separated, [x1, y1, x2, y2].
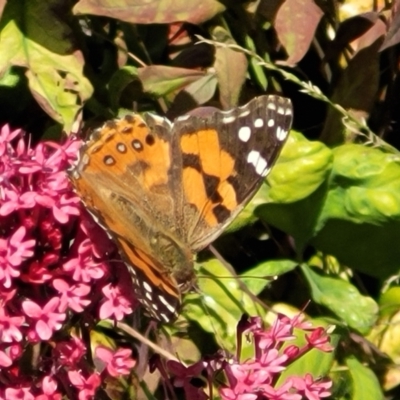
[0, 189, 36, 216]
[305, 327, 334, 352]
[254, 314, 295, 354]
[262, 379, 302, 400]
[0, 226, 35, 288]
[22, 297, 66, 341]
[35, 193, 80, 224]
[0, 306, 24, 342]
[99, 283, 133, 321]
[68, 370, 101, 400]
[0, 124, 21, 156]
[35, 376, 62, 400]
[54, 336, 86, 367]
[95, 346, 136, 377]
[53, 279, 91, 312]
[291, 374, 332, 400]
[0, 343, 22, 366]
[63, 239, 105, 282]
[0, 346, 13, 367]
[4, 386, 34, 400]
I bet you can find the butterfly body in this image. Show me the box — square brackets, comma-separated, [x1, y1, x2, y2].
[70, 95, 293, 322]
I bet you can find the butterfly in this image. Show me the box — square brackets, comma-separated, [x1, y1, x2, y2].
[69, 95, 293, 323]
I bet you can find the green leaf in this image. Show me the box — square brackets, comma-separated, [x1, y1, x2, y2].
[138, 65, 205, 97]
[245, 34, 267, 91]
[256, 131, 333, 249]
[312, 144, 400, 277]
[379, 286, 400, 317]
[108, 66, 139, 111]
[346, 357, 384, 400]
[267, 131, 333, 203]
[240, 259, 298, 295]
[183, 258, 264, 351]
[258, 133, 400, 278]
[0, 0, 93, 131]
[300, 264, 378, 334]
[181, 73, 218, 105]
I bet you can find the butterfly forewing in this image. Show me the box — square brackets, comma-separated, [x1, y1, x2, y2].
[172, 95, 293, 252]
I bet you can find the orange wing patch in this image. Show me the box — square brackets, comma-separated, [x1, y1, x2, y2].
[85, 116, 171, 190]
[180, 129, 239, 227]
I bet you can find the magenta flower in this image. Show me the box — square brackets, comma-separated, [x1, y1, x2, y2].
[99, 283, 133, 321]
[4, 387, 34, 400]
[0, 124, 21, 157]
[35, 193, 80, 224]
[53, 278, 91, 312]
[216, 314, 334, 400]
[62, 239, 105, 283]
[68, 370, 101, 400]
[305, 327, 334, 352]
[0, 124, 138, 397]
[35, 376, 62, 400]
[0, 189, 36, 216]
[262, 380, 302, 400]
[291, 374, 332, 400]
[95, 346, 136, 377]
[0, 306, 24, 342]
[22, 297, 66, 341]
[0, 226, 35, 288]
[53, 336, 86, 368]
[0, 345, 13, 367]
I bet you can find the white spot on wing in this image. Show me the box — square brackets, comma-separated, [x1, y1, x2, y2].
[267, 119, 275, 127]
[175, 114, 190, 122]
[277, 126, 288, 141]
[238, 126, 251, 142]
[277, 107, 285, 115]
[247, 150, 268, 175]
[222, 115, 236, 124]
[254, 118, 264, 128]
[160, 313, 170, 322]
[158, 295, 176, 313]
[143, 281, 152, 293]
[239, 109, 250, 117]
[267, 102, 276, 110]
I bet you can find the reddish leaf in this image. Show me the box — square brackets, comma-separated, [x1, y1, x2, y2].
[73, 0, 225, 24]
[380, 1, 400, 51]
[327, 12, 379, 61]
[0, 0, 6, 18]
[275, 0, 323, 65]
[212, 27, 248, 109]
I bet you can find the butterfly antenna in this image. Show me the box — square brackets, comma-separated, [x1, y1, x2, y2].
[190, 284, 230, 349]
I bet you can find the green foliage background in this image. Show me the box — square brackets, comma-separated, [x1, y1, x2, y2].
[1, 0, 400, 399]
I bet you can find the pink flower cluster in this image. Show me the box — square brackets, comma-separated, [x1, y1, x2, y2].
[0, 126, 136, 399]
[153, 313, 333, 400]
